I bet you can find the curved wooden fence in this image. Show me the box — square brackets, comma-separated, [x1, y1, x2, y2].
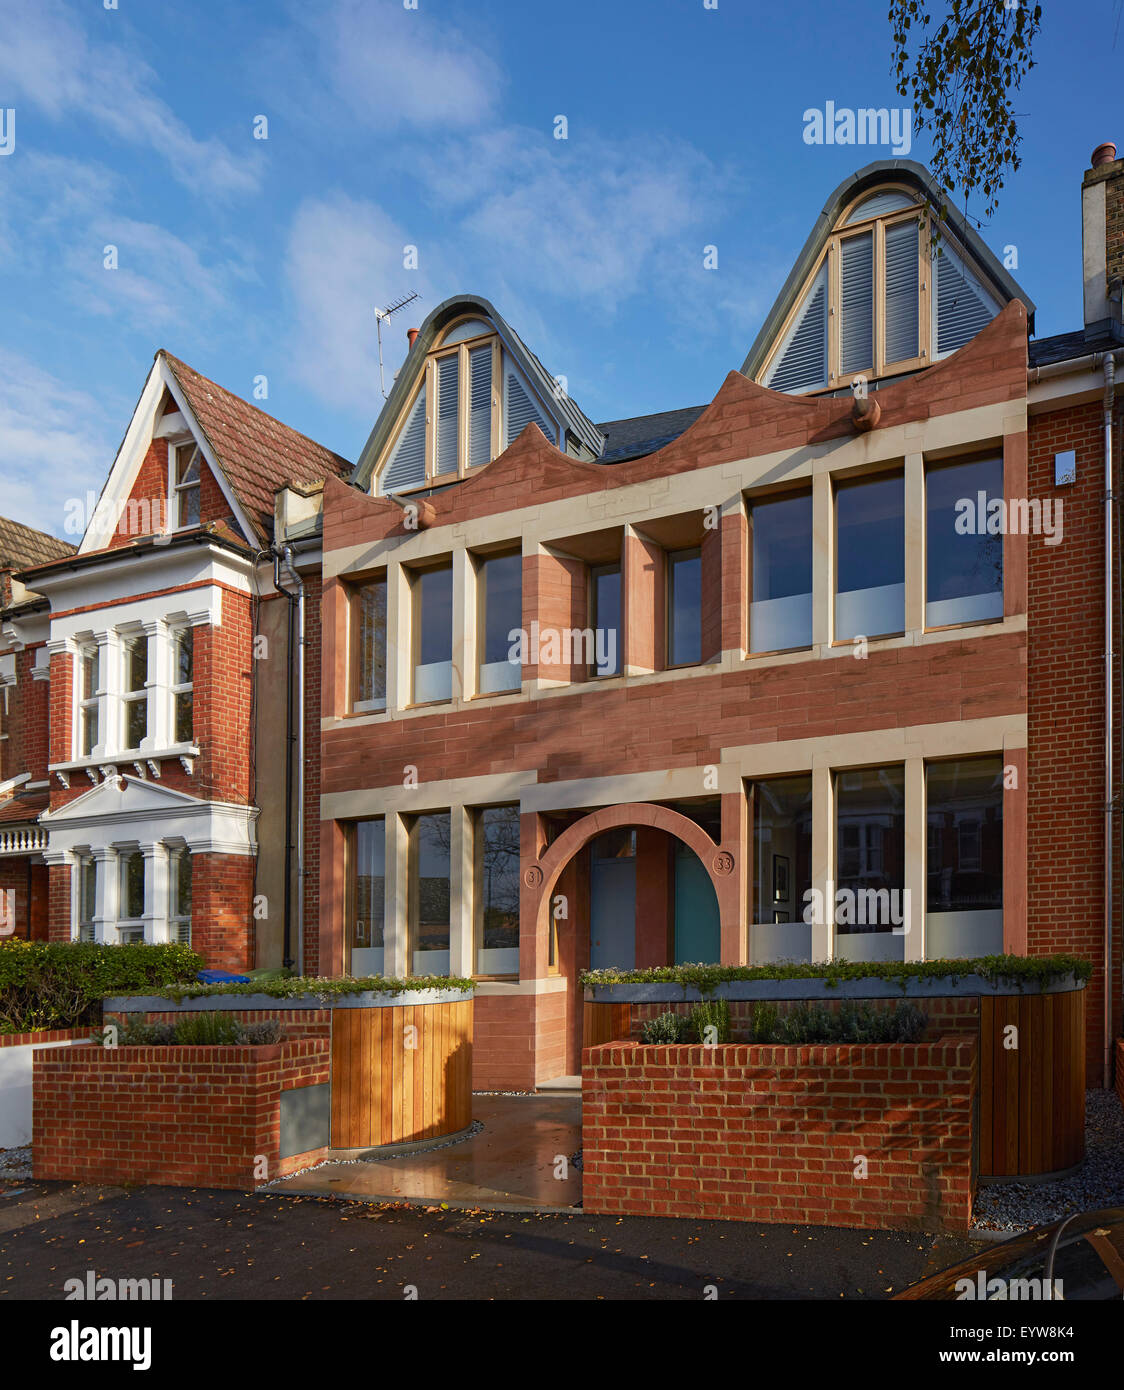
[330, 998, 473, 1149]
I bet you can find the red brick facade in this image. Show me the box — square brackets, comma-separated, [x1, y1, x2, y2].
[33, 1039, 330, 1188]
[582, 1037, 978, 1231]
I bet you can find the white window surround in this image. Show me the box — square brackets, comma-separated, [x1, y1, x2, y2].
[169, 440, 203, 530]
[54, 609, 212, 768]
[62, 838, 194, 946]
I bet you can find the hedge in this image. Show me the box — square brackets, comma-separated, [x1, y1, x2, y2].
[104, 973, 476, 1003]
[0, 941, 204, 1034]
[580, 953, 1093, 995]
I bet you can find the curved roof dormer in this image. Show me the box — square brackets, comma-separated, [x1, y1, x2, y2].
[354, 294, 604, 496]
[742, 159, 1035, 395]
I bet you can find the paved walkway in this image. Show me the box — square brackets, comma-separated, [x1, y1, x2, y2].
[271, 1094, 582, 1212]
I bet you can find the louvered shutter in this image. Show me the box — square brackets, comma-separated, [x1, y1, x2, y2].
[840, 231, 874, 376]
[845, 190, 914, 223]
[382, 384, 427, 491]
[504, 367, 556, 448]
[468, 344, 492, 469]
[435, 354, 460, 475]
[883, 219, 920, 365]
[935, 242, 998, 354]
[765, 263, 827, 392]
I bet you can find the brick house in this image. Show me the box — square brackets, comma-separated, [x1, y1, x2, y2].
[2, 352, 349, 971]
[3, 147, 1123, 1093]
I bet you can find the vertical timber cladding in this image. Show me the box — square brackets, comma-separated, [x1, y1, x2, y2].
[979, 988, 1086, 1178]
[329, 999, 473, 1148]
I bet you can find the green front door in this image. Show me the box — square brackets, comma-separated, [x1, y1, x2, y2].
[673, 844, 721, 963]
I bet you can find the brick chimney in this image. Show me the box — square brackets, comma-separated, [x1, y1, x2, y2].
[1082, 141, 1124, 338]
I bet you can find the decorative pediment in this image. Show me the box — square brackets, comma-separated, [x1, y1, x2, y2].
[41, 774, 206, 826]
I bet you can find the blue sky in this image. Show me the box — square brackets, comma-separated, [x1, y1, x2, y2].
[1, 0, 1121, 537]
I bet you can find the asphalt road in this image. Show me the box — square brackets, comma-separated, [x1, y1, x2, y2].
[0, 1179, 984, 1301]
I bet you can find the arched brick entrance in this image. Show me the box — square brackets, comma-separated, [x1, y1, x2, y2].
[520, 801, 741, 968]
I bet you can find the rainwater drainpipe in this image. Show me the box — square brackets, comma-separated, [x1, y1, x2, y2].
[274, 546, 306, 975]
[1104, 353, 1117, 1091]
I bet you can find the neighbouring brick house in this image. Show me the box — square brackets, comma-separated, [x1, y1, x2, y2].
[1, 353, 349, 970]
[3, 147, 1123, 1094]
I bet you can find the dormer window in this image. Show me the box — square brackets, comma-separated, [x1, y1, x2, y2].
[173, 443, 202, 527]
[762, 185, 1001, 394]
[380, 317, 558, 494]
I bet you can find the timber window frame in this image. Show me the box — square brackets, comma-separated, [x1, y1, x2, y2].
[352, 575, 388, 713]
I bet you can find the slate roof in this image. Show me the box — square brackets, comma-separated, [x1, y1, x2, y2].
[594, 405, 708, 464]
[0, 517, 75, 572]
[1029, 324, 1124, 368]
[162, 352, 353, 545]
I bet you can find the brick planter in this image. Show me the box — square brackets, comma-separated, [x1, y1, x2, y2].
[32, 1039, 330, 1189]
[582, 1036, 978, 1233]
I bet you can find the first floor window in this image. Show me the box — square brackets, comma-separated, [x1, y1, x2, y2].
[175, 443, 202, 527]
[172, 627, 194, 742]
[169, 849, 192, 944]
[118, 850, 146, 943]
[351, 819, 385, 971]
[476, 552, 522, 694]
[411, 564, 453, 704]
[926, 456, 1004, 628]
[78, 645, 100, 757]
[835, 473, 904, 640]
[834, 765, 905, 939]
[410, 812, 450, 974]
[122, 634, 148, 750]
[475, 805, 520, 976]
[354, 577, 387, 711]
[590, 562, 621, 677]
[749, 491, 813, 653]
[77, 856, 97, 942]
[666, 547, 701, 667]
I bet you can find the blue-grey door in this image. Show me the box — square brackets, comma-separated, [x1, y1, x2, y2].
[590, 855, 636, 970]
[674, 844, 721, 963]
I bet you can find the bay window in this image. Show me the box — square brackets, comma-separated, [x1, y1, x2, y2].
[117, 850, 146, 943]
[121, 635, 148, 750]
[172, 627, 194, 741]
[78, 645, 100, 757]
[169, 848, 192, 945]
[76, 855, 97, 942]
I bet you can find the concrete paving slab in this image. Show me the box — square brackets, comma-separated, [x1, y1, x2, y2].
[270, 1094, 582, 1212]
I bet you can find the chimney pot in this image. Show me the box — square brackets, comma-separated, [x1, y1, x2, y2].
[1091, 141, 1117, 168]
[406, 328, 419, 349]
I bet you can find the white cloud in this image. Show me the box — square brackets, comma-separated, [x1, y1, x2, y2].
[284, 193, 434, 411]
[0, 349, 118, 539]
[299, 0, 500, 131]
[0, 0, 259, 196]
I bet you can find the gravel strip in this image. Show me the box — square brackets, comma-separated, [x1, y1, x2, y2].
[972, 1089, 1124, 1233]
[0, 1147, 32, 1183]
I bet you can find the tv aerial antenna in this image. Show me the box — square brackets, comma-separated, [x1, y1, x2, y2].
[374, 291, 421, 400]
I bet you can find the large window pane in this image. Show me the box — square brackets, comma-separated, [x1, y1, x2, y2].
[840, 231, 874, 375]
[667, 548, 701, 666]
[476, 805, 520, 976]
[590, 564, 621, 677]
[835, 765, 906, 958]
[355, 578, 387, 709]
[118, 851, 146, 942]
[750, 774, 813, 963]
[926, 756, 1003, 958]
[412, 565, 453, 703]
[477, 553, 522, 694]
[351, 819, 385, 974]
[749, 492, 813, 652]
[926, 457, 1004, 627]
[411, 812, 450, 974]
[835, 474, 904, 639]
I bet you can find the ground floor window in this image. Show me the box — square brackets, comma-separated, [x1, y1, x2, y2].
[117, 850, 146, 943]
[925, 755, 1003, 957]
[350, 819, 385, 973]
[410, 812, 450, 974]
[834, 764, 906, 952]
[169, 848, 192, 945]
[77, 855, 97, 942]
[475, 805, 519, 976]
[749, 774, 813, 962]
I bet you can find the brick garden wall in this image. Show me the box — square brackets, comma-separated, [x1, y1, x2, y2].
[33, 1038, 330, 1189]
[582, 1036, 978, 1232]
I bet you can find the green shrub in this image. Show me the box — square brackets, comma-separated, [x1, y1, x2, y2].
[689, 998, 731, 1044]
[172, 1012, 243, 1045]
[112, 1018, 176, 1046]
[0, 941, 204, 1034]
[756, 1000, 928, 1045]
[640, 1010, 690, 1043]
[107, 972, 475, 1003]
[238, 1019, 285, 1045]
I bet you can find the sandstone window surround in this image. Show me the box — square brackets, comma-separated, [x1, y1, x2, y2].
[344, 802, 522, 982]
